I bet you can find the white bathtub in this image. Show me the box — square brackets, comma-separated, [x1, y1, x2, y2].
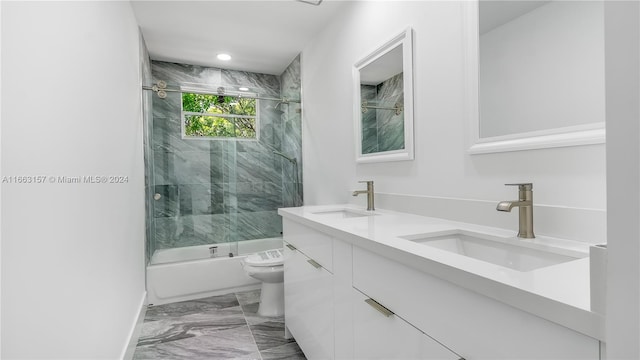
[146, 237, 283, 305]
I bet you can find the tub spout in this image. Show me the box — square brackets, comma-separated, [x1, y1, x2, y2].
[209, 246, 219, 257]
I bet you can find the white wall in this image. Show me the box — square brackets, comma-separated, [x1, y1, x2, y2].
[604, 2, 640, 358]
[302, 1, 606, 239]
[0, 1, 3, 356]
[302, 1, 638, 357]
[1, 2, 146, 359]
[480, 1, 604, 137]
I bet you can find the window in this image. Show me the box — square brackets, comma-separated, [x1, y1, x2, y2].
[182, 92, 257, 139]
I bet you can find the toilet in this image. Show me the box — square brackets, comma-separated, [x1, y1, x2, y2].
[242, 249, 285, 317]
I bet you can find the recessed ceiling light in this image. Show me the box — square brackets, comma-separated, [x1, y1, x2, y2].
[238, 87, 249, 91]
[217, 53, 232, 61]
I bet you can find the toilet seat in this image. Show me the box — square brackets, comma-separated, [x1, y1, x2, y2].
[244, 249, 284, 267]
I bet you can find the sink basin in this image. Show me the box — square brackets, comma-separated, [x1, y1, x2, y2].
[400, 231, 585, 272]
[311, 209, 375, 219]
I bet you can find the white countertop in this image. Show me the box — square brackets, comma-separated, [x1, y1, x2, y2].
[278, 204, 605, 341]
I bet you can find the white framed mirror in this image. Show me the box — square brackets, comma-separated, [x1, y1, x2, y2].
[354, 27, 414, 163]
[466, 1, 605, 154]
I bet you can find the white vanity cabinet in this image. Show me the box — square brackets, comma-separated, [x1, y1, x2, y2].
[280, 214, 601, 360]
[283, 241, 334, 360]
[283, 220, 333, 271]
[353, 288, 462, 360]
[353, 247, 601, 360]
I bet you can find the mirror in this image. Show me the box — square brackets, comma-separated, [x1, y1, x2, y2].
[354, 27, 414, 163]
[468, 1, 605, 154]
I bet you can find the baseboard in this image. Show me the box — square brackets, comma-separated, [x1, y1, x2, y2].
[352, 192, 606, 244]
[120, 291, 148, 360]
[148, 283, 261, 306]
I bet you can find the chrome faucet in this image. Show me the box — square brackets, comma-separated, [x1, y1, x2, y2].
[352, 180, 375, 211]
[497, 183, 535, 238]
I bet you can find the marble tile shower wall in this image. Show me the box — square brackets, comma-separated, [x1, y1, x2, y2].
[376, 73, 404, 152]
[360, 73, 404, 154]
[279, 55, 303, 208]
[148, 60, 302, 252]
[361, 85, 378, 154]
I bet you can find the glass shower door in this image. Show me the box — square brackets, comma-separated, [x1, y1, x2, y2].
[143, 57, 303, 264]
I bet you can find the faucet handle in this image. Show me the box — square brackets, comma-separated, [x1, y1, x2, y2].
[505, 183, 532, 191]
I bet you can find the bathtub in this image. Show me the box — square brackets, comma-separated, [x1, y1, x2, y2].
[146, 237, 283, 305]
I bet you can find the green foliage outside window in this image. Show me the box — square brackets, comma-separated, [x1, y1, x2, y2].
[182, 92, 257, 138]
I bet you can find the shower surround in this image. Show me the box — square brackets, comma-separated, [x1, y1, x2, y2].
[146, 57, 302, 258]
[360, 73, 404, 154]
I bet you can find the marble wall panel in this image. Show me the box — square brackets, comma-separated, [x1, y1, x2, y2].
[376, 73, 404, 152]
[233, 211, 282, 241]
[152, 61, 222, 87]
[282, 181, 302, 209]
[152, 116, 212, 153]
[361, 84, 379, 154]
[153, 151, 223, 186]
[235, 182, 283, 213]
[147, 59, 299, 253]
[259, 100, 284, 151]
[280, 56, 301, 101]
[153, 185, 179, 218]
[153, 184, 225, 219]
[222, 69, 280, 97]
[359, 73, 405, 153]
[154, 214, 231, 249]
[151, 91, 181, 120]
[179, 184, 225, 216]
[279, 55, 303, 207]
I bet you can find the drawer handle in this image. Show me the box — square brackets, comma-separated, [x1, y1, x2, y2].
[286, 244, 297, 250]
[307, 259, 322, 269]
[365, 298, 394, 317]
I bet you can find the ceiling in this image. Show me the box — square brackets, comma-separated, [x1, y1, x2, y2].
[479, 1, 550, 35]
[130, 0, 348, 75]
[360, 45, 403, 85]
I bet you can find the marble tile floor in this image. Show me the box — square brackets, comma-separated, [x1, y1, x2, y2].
[133, 289, 306, 360]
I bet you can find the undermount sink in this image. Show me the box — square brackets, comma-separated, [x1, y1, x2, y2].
[311, 209, 375, 219]
[400, 231, 585, 272]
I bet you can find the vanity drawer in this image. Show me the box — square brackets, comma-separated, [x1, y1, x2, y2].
[353, 287, 461, 360]
[283, 219, 333, 272]
[352, 247, 599, 360]
[284, 242, 334, 360]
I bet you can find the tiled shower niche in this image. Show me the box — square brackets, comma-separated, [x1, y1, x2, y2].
[145, 58, 302, 257]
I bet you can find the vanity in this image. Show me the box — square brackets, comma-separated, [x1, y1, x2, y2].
[284, 6, 607, 357]
[279, 205, 604, 360]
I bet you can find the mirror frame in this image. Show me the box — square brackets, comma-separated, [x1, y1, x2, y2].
[465, 2, 605, 155]
[354, 27, 414, 163]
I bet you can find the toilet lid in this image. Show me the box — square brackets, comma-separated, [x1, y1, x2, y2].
[244, 249, 284, 267]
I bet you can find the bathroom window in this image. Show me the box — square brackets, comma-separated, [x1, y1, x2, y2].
[181, 92, 257, 139]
